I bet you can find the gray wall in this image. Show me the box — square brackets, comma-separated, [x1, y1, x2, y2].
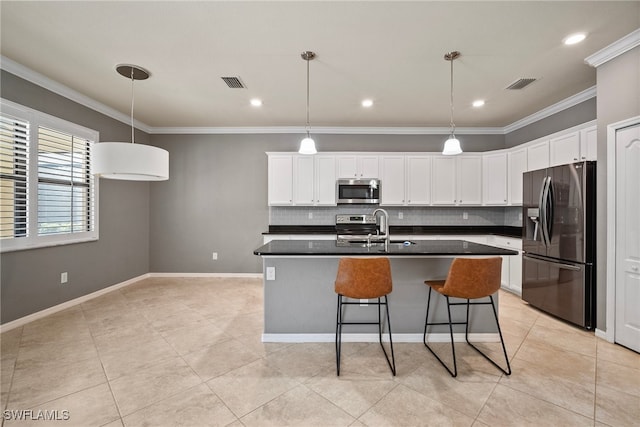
[0, 71, 151, 323]
[505, 98, 597, 147]
[593, 46, 640, 332]
[148, 133, 506, 274]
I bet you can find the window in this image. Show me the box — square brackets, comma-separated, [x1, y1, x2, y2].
[0, 99, 98, 252]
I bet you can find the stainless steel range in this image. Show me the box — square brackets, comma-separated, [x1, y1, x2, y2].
[335, 209, 389, 245]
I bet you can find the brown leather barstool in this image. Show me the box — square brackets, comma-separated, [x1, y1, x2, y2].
[423, 257, 511, 377]
[335, 257, 396, 376]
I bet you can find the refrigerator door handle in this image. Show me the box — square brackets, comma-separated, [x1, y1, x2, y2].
[523, 255, 582, 271]
[546, 180, 554, 242]
[539, 177, 551, 247]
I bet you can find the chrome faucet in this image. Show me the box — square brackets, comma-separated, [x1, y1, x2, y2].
[372, 208, 389, 242]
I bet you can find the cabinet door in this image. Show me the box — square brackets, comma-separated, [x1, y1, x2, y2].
[508, 148, 527, 205]
[509, 253, 522, 294]
[268, 155, 293, 205]
[527, 140, 549, 171]
[336, 156, 358, 178]
[359, 156, 380, 178]
[315, 155, 336, 205]
[457, 156, 482, 205]
[293, 155, 315, 205]
[580, 126, 597, 161]
[431, 157, 457, 204]
[380, 156, 406, 205]
[482, 153, 507, 205]
[550, 132, 580, 166]
[406, 156, 431, 205]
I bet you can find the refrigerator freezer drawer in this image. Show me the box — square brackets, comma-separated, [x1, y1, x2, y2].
[522, 255, 594, 329]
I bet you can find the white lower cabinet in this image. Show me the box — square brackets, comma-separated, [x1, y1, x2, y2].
[487, 236, 522, 294]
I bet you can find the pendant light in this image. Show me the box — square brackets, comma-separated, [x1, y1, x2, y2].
[442, 51, 462, 156]
[92, 64, 169, 180]
[299, 51, 317, 155]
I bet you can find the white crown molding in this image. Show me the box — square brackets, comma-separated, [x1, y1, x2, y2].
[150, 125, 504, 135]
[502, 86, 596, 134]
[585, 28, 640, 68]
[0, 55, 153, 133]
[3, 55, 593, 137]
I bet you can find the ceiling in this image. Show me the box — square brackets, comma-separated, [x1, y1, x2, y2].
[1, 1, 639, 130]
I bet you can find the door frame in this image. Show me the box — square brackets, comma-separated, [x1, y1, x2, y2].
[603, 115, 640, 342]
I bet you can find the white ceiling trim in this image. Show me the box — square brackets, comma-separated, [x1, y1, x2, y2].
[2, 55, 592, 137]
[502, 86, 596, 135]
[151, 126, 504, 135]
[585, 28, 640, 68]
[0, 55, 153, 134]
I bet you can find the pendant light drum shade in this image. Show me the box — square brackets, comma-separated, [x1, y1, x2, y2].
[92, 142, 169, 181]
[92, 64, 169, 181]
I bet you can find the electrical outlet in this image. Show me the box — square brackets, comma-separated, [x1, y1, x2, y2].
[360, 298, 368, 306]
[60, 272, 68, 284]
[398, 212, 403, 219]
[212, 252, 218, 260]
[266, 267, 276, 281]
[463, 212, 469, 220]
[308, 212, 313, 219]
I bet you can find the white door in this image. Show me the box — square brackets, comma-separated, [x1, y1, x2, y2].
[615, 123, 640, 352]
[457, 156, 482, 205]
[293, 155, 315, 205]
[406, 156, 431, 205]
[315, 155, 336, 205]
[380, 156, 406, 205]
[431, 157, 456, 204]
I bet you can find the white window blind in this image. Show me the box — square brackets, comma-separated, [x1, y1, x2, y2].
[0, 98, 99, 252]
[37, 126, 94, 236]
[0, 114, 29, 240]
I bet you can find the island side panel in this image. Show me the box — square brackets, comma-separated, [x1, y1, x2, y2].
[261, 256, 501, 340]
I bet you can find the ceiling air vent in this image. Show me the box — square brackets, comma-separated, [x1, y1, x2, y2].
[221, 76, 246, 89]
[506, 78, 537, 90]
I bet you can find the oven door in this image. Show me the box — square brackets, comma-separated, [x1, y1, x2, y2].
[336, 179, 380, 204]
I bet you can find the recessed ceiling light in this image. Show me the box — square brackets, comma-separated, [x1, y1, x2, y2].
[563, 33, 587, 45]
[472, 100, 485, 108]
[361, 99, 374, 108]
[250, 98, 262, 107]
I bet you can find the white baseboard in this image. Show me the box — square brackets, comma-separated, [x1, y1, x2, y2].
[149, 272, 262, 278]
[262, 332, 500, 343]
[0, 273, 151, 333]
[0, 272, 262, 333]
[595, 328, 614, 343]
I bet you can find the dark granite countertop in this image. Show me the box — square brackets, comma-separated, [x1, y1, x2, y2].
[254, 239, 518, 257]
[264, 225, 522, 238]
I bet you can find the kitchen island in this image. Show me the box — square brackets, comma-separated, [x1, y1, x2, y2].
[254, 239, 518, 342]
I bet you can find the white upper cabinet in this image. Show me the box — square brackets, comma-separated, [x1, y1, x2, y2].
[457, 156, 483, 205]
[431, 156, 457, 204]
[295, 155, 336, 206]
[550, 131, 580, 166]
[315, 155, 337, 205]
[379, 155, 432, 206]
[507, 147, 527, 205]
[336, 155, 379, 178]
[268, 154, 293, 206]
[580, 126, 597, 161]
[527, 140, 549, 171]
[482, 152, 508, 205]
[380, 156, 406, 205]
[406, 156, 432, 205]
[432, 156, 482, 205]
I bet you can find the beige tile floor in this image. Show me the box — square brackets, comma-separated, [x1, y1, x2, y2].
[1, 276, 639, 426]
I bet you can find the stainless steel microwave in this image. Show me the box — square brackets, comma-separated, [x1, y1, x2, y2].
[336, 179, 380, 204]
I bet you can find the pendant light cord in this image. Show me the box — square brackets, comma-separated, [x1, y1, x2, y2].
[130, 68, 135, 144]
[305, 57, 310, 138]
[449, 55, 455, 136]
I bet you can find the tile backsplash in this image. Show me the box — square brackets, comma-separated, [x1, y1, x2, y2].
[270, 206, 523, 227]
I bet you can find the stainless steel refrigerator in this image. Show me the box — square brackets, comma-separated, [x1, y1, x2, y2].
[522, 161, 596, 329]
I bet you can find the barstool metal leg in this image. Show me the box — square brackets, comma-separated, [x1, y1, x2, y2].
[423, 288, 458, 377]
[335, 294, 342, 376]
[380, 296, 396, 376]
[464, 295, 512, 376]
